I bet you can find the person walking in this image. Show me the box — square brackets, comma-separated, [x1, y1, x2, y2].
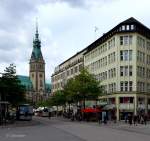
[128, 114, 132, 125]
[125, 114, 128, 123]
[104, 115, 107, 124]
[48, 109, 51, 120]
[143, 114, 147, 125]
[97, 112, 101, 124]
[133, 114, 137, 126]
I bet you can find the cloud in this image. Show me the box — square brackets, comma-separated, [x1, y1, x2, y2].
[0, 0, 150, 81]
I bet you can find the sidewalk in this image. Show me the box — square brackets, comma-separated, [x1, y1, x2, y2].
[53, 116, 150, 135]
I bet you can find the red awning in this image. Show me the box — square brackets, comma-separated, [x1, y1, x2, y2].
[81, 108, 102, 113]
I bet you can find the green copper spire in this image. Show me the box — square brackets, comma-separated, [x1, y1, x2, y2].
[30, 20, 43, 60]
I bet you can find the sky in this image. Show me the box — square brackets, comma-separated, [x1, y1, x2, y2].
[0, 0, 150, 82]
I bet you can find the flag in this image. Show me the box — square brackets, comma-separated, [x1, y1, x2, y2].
[94, 26, 98, 32]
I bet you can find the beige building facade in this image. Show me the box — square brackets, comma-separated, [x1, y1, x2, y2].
[51, 17, 150, 120]
[51, 50, 86, 94]
[84, 17, 150, 120]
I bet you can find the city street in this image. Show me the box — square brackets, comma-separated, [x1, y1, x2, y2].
[0, 117, 150, 141]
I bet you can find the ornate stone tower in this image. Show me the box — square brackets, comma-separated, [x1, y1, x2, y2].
[29, 23, 45, 100]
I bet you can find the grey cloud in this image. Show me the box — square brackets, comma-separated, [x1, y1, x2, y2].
[57, 0, 116, 8]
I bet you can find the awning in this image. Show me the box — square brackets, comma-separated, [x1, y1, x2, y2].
[81, 107, 102, 113]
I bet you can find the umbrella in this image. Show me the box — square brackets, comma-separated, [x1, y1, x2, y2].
[81, 107, 102, 113]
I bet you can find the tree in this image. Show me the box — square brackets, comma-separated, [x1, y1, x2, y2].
[0, 64, 26, 106]
[64, 69, 102, 109]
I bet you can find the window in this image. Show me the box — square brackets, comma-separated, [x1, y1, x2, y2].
[129, 66, 132, 76]
[125, 66, 128, 76]
[120, 51, 123, 60]
[126, 25, 130, 30]
[125, 81, 128, 91]
[122, 25, 125, 30]
[124, 36, 128, 45]
[131, 25, 134, 30]
[120, 97, 123, 103]
[129, 36, 133, 45]
[120, 50, 132, 61]
[67, 70, 69, 76]
[120, 66, 123, 76]
[120, 36, 123, 45]
[124, 50, 128, 60]
[71, 68, 73, 75]
[120, 82, 124, 91]
[74, 66, 78, 73]
[120, 81, 133, 91]
[129, 97, 133, 103]
[147, 42, 150, 50]
[129, 50, 132, 60]
[129, 81, 133, 91]
[120, 35, 133, 45]
[79, 64, 83, 71]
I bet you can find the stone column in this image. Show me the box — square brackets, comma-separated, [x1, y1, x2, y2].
[115, 95, 119, 120]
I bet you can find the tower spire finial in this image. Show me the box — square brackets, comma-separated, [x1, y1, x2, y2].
[35, 17, 39, 39]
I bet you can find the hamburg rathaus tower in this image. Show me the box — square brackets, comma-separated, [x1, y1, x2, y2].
[29, 23, 45, 102]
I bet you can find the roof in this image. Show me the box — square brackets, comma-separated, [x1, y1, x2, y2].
[52, 17, 150, 73]
[30, 26, 43, 60]
[84, 17, 150, 54]
[31, 45, 43, 60]
[17, 75, 33, 90]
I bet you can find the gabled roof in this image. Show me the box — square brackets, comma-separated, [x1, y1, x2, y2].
[121, 17, 150, 31]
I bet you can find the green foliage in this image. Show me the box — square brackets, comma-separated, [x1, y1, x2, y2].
[64, 69, 102, 103]
[47, 69, 102, 108]
[0, 64, 26, 106]
[36, 100, 49, 107]
[48, 90, 66, 106]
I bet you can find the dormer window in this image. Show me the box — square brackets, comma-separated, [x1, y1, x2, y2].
[131, 25, 134, 30]
[119, 27, 122, 31]
[122, 25, 125, 30]
[126, 25, 130, 30]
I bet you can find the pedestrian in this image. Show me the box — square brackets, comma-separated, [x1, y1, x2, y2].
[143, 114, 147, 125]
[97, 112, 101, 124]
[48, 109, 51, 120]
[113, 115, 117, 123]
[104, 115, 107, 124]
[125, 114, 128, 123]
[140, 115, 144, 124]
[133, 114, 137, 126]
[128, 114, 132, 125]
